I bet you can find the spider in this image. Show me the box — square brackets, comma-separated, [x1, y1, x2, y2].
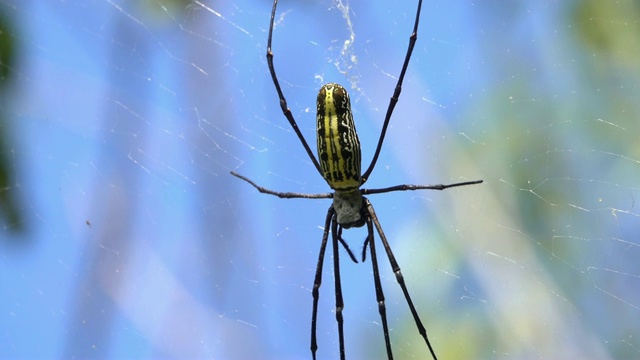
[230, 0, 482, 359]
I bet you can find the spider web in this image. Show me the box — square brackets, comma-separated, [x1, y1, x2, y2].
[0, 0, 638, 359]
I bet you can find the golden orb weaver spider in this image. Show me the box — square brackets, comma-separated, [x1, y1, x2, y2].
[231, 0, 483, 359]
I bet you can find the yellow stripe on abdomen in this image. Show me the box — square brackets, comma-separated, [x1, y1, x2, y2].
[316, 83, 361, 190]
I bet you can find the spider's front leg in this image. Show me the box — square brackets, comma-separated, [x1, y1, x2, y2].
[311, 207, 333, 360]
[365, 213, 394, 359]
[331, 211, 347, 360]
[366, 199, 439, 360]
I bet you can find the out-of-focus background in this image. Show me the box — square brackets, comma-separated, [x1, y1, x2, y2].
[1, 0, 638, 359]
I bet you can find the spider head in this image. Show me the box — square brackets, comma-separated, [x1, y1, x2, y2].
[333, 189, 365, 228]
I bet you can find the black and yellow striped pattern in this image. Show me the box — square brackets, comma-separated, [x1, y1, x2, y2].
[316, 83, 362, 190]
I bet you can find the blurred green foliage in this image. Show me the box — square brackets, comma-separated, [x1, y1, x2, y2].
[0, 11, 22, 232]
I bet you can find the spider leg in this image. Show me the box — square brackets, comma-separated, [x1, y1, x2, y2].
[361, 0, 423, 184]
[311, 207, 333, 360]
[361, 179, 484, 195]
[336, 225, 358, 263]
[361, 235, 370, 263]
[365, 214, 394, 359]
[331, 212, 347, 360]
[365, 199, 439, 360]
[230, 171, 333, 199]
[267, 0, 323, 176]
